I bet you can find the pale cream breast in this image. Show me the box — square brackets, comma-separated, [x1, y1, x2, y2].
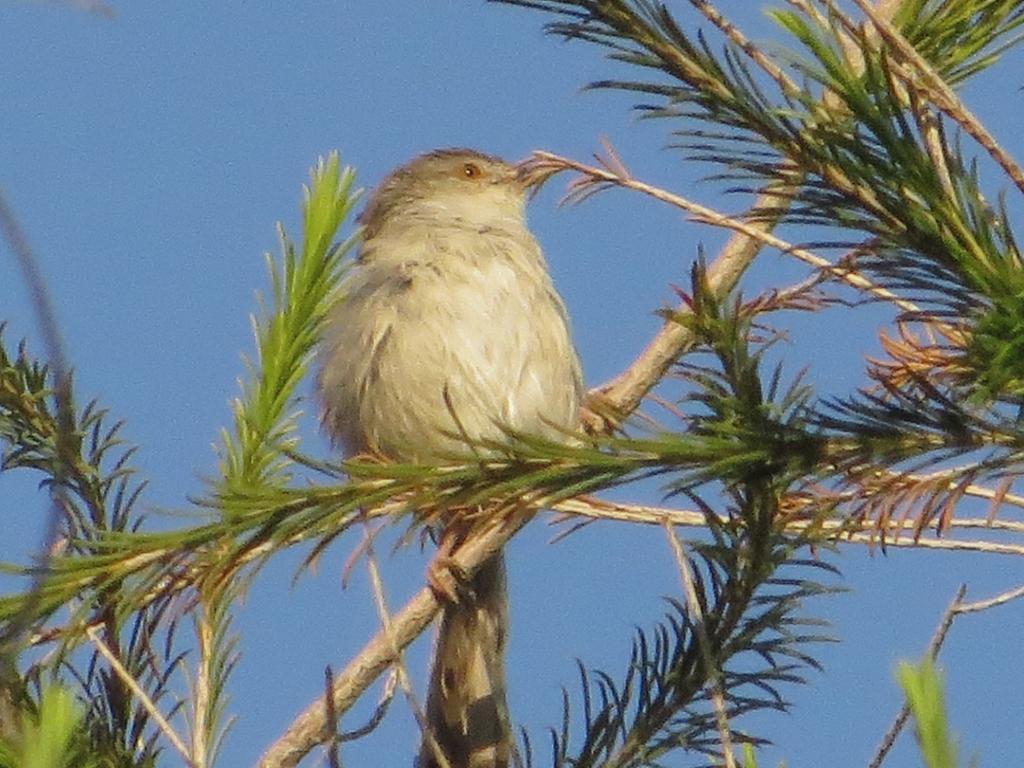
[319, 222, 580, 462]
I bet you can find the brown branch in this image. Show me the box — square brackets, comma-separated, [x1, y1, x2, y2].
[533, 152, 917, 309]
[359, 520, 448, 768]
[589, 181, 790, 423]
[86, 624, 194, 766]
[257, 511, 528, 768]
[864, 578, 1024, 768]
[689, 0, 800, 96]
[525, 150, 923, 435]
[954, 582, 1024, 614]
[663, 520, 736, 768]
[868, 584, 966, 768]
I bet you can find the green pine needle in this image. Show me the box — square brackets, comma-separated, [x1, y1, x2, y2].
[219, 152, 361, 495]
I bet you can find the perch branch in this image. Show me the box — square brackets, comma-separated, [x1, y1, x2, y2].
[258, 510, 528, 768]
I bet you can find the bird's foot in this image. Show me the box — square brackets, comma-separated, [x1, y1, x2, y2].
[426, 534, 475, 604]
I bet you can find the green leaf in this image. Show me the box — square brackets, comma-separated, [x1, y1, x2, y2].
[20, 685, 85, 768]
[897, 658, 959, 768]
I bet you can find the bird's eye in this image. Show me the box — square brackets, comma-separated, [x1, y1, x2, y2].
[462, 162, 482, 179]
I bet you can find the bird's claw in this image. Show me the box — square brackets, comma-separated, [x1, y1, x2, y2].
[427, 553, 474, 605]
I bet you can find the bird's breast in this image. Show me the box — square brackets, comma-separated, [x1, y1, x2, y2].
[319, 235, 580, 462]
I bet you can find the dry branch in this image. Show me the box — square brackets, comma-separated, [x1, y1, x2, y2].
[552, 498, 1024, 557]
[867, 584, 967, 768]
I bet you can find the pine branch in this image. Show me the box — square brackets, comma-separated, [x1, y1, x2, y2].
[893, 0, 1024, 86]
[0, 324, 187, 765]
[219, 152, 360, 494]
[507, 0, 909, 430]
[8, 6, 1024, 767]
[1, 154, 362, 767]
[504, 0, 1024, 407]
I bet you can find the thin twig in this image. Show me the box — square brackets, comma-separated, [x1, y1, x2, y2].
[593, 182, 795, 423]
[662, 520, 736, 768]
[533, 152, 919, 314]
[868, 583, 965, 768]
[0, 188, 76, 652]
[359, 520, 450, 768]
[524, 149, 801, 431]
[338, 670, 397, 742]
[689, 0, 800, 96]
[86, 624, 194, 766]
[531, 147, 906, 424]
[953, 583, 1024, 614]
[552, 498, 1024, 556]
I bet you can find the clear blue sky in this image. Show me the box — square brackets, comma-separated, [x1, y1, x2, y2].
[2, 2, 1022, 767]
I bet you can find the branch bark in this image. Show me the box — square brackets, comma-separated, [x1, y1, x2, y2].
[257, 513, 527, 768]
[867, 584, 966, 768]
[587, 188, 786, 423]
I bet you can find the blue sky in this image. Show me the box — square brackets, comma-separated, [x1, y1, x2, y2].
[2, 2, 1022, 767]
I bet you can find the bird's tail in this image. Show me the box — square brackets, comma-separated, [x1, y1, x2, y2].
[418, 552, 512, 768]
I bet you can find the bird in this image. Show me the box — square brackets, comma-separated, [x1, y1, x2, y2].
[318, 148, 582, 767]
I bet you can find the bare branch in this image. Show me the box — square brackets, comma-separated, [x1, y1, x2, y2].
[689, 0, 800, 96]
[551, 498, 1024, 557]
[663, 520, 736, 768]
[86, 624, 194, 766]
[337, 669, 397, 742]
[868, 584, 967, 768]
[865, 578, 1024, 768]
[359, 520, 449, 768]
[954, 583, 1024, 614]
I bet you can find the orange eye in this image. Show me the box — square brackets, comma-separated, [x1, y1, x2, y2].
[462, 162, 482, 179]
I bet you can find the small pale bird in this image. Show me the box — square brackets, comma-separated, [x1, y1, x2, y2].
[318, 148, 582, 767]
